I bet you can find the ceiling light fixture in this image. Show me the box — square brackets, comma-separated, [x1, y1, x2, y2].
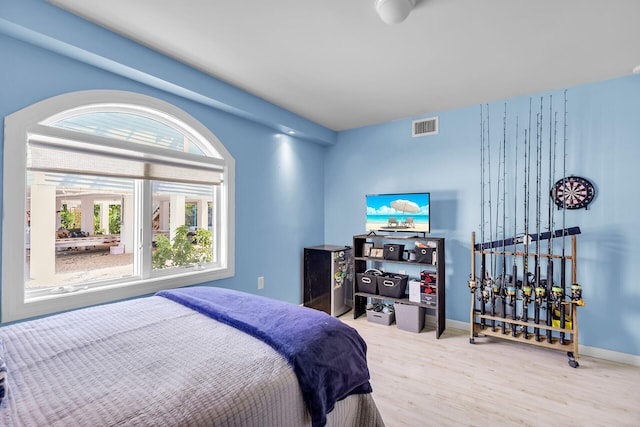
[375, 0, 416, 25]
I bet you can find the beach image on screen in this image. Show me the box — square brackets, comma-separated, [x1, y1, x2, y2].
[366, 193, 430, 232]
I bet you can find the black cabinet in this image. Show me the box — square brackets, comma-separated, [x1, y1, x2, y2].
[303, 245, 352, 317]
[352, 234, 446, 338]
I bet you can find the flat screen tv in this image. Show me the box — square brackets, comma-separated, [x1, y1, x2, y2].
[366, 192, 430, 233]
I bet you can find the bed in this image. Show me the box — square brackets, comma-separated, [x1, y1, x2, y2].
[0, 287, 384, 427]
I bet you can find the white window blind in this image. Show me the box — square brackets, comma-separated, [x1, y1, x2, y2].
[27, 125, 223, 185]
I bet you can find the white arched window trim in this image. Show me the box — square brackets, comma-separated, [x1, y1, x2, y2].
[2, 90, 235, 322]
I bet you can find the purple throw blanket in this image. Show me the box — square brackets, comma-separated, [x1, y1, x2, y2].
[156, 287, 372, 427]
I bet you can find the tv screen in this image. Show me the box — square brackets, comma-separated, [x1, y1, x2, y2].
[366, 192, 430, 233]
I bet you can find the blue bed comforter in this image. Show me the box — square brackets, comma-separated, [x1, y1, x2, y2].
[157, 287, 372, 427]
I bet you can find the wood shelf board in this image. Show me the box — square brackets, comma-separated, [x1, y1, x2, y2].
[354, 292, 437, 309]
[474, 249, 574, 260]
[473, 324, 578, 354]
[353, 256, 437, 266]
[474, 313, 576, 334]
[354, 234, 444, 241]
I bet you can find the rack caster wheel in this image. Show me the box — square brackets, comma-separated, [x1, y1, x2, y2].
[470, 338, 475, 344]
[567, 352, 579, 368]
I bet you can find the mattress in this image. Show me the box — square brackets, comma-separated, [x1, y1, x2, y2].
[0, 293, 384, 426]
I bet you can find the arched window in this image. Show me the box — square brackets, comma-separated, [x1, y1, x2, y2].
[2, 90, 235, 322]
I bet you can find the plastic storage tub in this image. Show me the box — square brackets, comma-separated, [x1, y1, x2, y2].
[394, 303, 425, 333]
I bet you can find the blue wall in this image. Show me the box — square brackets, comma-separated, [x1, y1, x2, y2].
[0, 0, 329, 309]
[325, 76, 640, 356]
[2, 0, 639, 357]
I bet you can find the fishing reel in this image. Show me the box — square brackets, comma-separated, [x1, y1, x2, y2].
[505, 281, 517, 304]
[534, 285, 546, 304]
[521, 284, 533, 304]
[551, 286, 564, 309]
[506, 287, 517, 306]
[525, 271, 535, 286]
[571, 283, 585, 306]
[491, 279, 502, 299]
[468, 277, 477, 293]
[481, 285, 491, 303]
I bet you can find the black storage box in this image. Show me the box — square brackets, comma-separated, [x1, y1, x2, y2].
[377, 273, 409, 298]
[415, 247, 434, 264]
[383, 244, 405, 261]
[356, 270, 382, 294]
[420, 293, 437, 307]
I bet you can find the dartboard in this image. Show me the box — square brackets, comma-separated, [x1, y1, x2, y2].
[551, 176, 595, 210]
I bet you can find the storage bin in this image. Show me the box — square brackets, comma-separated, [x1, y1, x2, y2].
[420, 271, 437, 284]
[394, 303, 425, 333]
[356, 269, 382, 294]
[415, 247, 434, 264]
[377, 273, 408, 298]
[383, 244, 405, 260]
[366, 309, 395, 326]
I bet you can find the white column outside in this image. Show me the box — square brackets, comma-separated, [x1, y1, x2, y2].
[30, 172, 56, 281]
[160, 200, 170, 232]
[56, 198, 63, 230]
[99, 201, 110, 234]
[197, 198, 208, 231]
[122, 195, 134, 253]
[169, 195, 185, 241]
[80, 196, 95, 235]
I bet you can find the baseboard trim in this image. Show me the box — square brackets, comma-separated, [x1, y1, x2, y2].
[444, 318, 640, 367]
[579, 344, 640, 367]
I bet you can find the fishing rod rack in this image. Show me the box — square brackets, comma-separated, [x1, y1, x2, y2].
[468, 228, 585, 368]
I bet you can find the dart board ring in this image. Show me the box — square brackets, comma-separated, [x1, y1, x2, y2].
[551, 176, 595, 210]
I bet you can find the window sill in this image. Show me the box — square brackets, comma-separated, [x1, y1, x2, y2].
[3, 266, 233, 323]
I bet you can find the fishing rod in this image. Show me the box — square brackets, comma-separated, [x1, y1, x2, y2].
[487, 104, 494, 284]
[547, 97, 559, 344]
[563, 91, 584, 315]
[534, 99, 555, 344]
[512, 115, 520, 337]
[478, 105, 487, 329]
[525, 98, 535, 340]
[521, 123, 532, 340]
[559, 91, 569, 343]
[501, 104, 513, 335]
[492, 103, 503, 319]
[496, 103, 507, 334]
[560, 91, 584, 366]
[535, 101, 544, 342]
[486, 104, 498, 332]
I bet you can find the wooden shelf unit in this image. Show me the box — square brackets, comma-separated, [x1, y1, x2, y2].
[352, 234, 446, 338]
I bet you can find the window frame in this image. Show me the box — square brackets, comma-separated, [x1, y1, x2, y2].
[2, 90, 235, 322]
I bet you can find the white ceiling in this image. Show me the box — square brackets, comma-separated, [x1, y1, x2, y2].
[49, 0, 640, 131]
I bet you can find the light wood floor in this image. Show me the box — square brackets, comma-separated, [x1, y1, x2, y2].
[341, 313, 640, 427]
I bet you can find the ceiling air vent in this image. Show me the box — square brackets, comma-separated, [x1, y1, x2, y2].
[412, 116, 439, 137]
